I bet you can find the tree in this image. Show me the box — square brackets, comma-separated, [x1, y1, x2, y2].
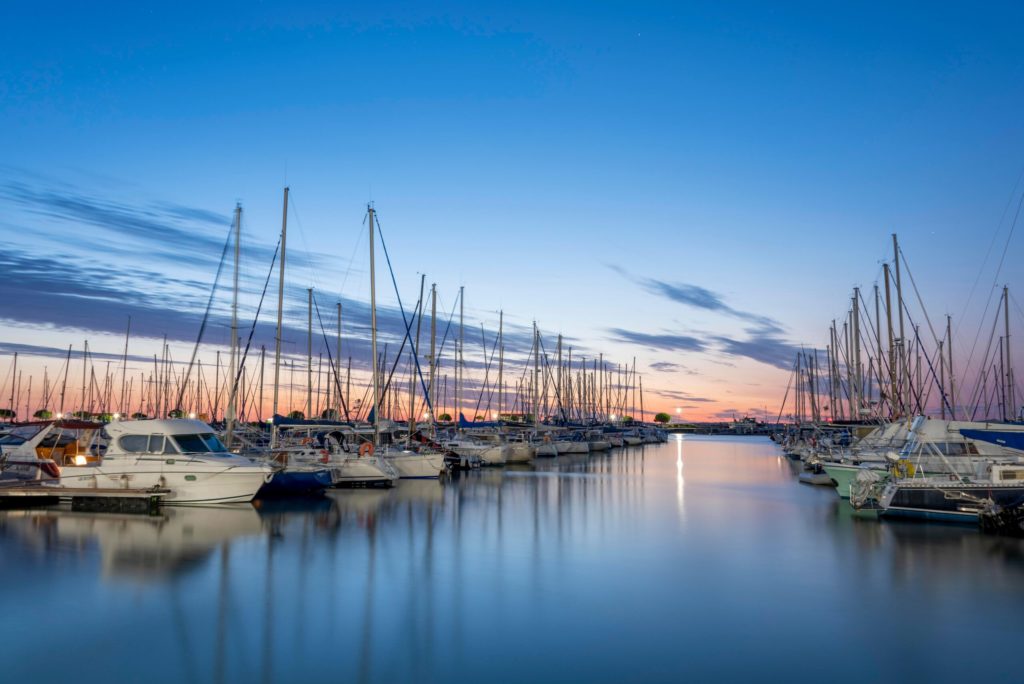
[0, 408, 15, 419]
[438, 413, 452, 422]
[131, 412, 148, 420]
[287, 410, 306, 420]
[654, 412, 671, 424]
[321, 409, 340, 421]
[34, 409, 53, 420]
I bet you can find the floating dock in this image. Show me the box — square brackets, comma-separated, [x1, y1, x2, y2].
[0, 485, 169, 514]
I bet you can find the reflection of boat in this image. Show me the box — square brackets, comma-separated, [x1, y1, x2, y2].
[7, 505, 262, 581]
[2, 419, 273, 504]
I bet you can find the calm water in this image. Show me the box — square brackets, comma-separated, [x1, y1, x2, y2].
[3, 436, 1023, 683]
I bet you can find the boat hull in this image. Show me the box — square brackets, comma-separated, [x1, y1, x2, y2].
[258, 468, 333, 497]
[386, 452, 447, 479]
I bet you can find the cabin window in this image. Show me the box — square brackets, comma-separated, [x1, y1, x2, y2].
[172, 433, 228, 454]
[1002, 470, 1021, 481]
[148, 435, 177, 454]
[119, 435, 149, 453]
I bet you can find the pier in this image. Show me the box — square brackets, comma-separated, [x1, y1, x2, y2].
[0, 485, 168, 514]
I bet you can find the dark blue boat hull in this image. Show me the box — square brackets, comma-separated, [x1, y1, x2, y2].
[257, 468, 333, 498]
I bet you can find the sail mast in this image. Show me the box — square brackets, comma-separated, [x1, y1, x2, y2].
[225, 204, 241, 446]
[368, 205, 381, 448]
[271, 187, 288, 448]
[307, 287, 313, 419]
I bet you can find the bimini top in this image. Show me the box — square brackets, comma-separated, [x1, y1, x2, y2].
[106, 418, 217, 437]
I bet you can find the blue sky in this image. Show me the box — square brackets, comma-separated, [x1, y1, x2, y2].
[1, 2, 1022, 419]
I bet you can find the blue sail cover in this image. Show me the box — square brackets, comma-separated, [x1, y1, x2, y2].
[959, 428, 1024, 452]
[459, 412, 500, 429]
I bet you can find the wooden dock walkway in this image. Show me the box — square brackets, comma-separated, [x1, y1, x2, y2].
[0, 485, 169, 514]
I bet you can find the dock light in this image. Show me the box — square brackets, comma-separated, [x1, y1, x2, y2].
[55, 412, 63, 419]
[423, 411, 431, 420]
[188, 412, 196, 419]
[492, 412, 498, 420]
[112, 413, 120, 420]
[610, 414, 617, 420]
[74, 455, 87, 466]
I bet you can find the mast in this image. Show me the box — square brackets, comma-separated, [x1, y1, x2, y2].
[368, 205, 381, 449]
[409, 275, 426, 438]
[307, 287, 313, 419]
[533, 322, 540, 428]
[81, 341, 88, 416]
[456, 286, 464, 428]
[8, 352, 16, 418]
[892, 234, 906, 416]
[120, 316, 131, 414]
[1005, 286, 1015, 419]
[336, 302, 342, 417]
[852, 288, 862, 420]
[556, 333, 563, 421]
[271, 187, 288, 448]
[947, 314, 955, 419]
[259, 346, 265, 422]
[874, 284, 883, 417]
[59, 345, 71, 417]
[428, 283, 437, 433]
[498, 310, 504, 420]
[225, 203, 242, 446]
[883, 263, 897, 418]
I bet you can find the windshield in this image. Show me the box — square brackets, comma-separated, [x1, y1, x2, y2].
[172, 433, 229, 454]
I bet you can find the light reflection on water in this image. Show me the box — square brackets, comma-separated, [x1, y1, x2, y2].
[2, 436, 1023, 684]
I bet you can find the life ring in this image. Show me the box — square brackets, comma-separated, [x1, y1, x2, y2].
[358, 442, 374, 457]
[320, 449, 330, 464]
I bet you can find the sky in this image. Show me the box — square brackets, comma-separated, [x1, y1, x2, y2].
[1, 1, 1022, 422]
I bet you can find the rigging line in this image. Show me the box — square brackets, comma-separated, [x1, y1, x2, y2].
[176, 221, 234, 411]
[960, 191, 1024, 390]
[472, 323, 501, 418]
[230, 237, 281, 411]
[897, 246, 941, 348]
[967, 301, 1004, 419]
[374, 215, 437, 419]
[311, 294, 351, 421]
[957, 165, 1024, 329]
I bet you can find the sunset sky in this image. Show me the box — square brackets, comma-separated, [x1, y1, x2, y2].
[1, 2, 1022, 421]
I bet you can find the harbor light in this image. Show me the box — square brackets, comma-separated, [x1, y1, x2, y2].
[74, 455, 87, 466]
[112, 413, 120, 420]
[610, 414, 617, 420]
[188, 412, 196, 419]
[55, 412, 63, 419]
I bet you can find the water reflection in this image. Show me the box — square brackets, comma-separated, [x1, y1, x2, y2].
[1, 437, 1022, 684]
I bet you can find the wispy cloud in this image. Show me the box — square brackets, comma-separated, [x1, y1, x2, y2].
[607, 328, 706, 352]
[609, 265, 784, 334]
[712, 332, 800, 371]
[651, 388, 716, 403]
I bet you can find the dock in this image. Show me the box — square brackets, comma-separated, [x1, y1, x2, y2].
[0, 485, 169, 514]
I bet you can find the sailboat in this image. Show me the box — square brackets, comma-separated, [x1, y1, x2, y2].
[363, 206, 447, 479]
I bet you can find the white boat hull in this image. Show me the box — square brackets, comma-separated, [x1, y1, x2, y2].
[385, 451, 447, 479]
[55, 459, 273, 504]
